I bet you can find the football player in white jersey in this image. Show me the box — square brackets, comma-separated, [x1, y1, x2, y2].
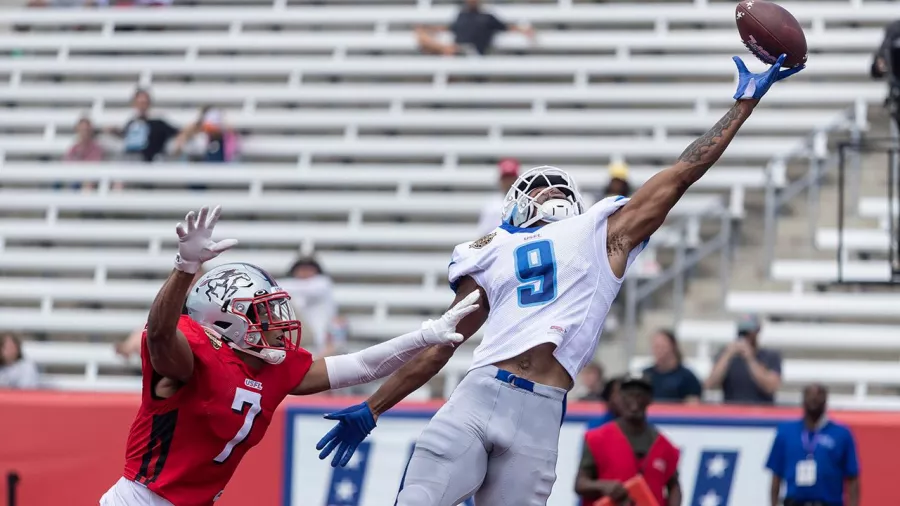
[315, 54, 804, 505]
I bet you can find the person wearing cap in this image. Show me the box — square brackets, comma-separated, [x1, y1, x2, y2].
[603, 161, 632, 199]
[575, 374, 682, 506]
[705, 314, 783, 405]
[278, 256, 339, 359]
[765, 384, 860, 506]
[475, 157, 520, 237]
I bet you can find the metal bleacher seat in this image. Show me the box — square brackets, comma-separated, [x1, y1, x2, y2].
[0, 135, 804, 163]
[0, 55, 870, 80]
[726, 291, 900, 319]
[0, 189, 719, 230]
[0, 163, 768, 193]
[815, 228, 889, 252]
[629, 355, 900, 410]
[0, 83, 882, 109]
[0, 108, 842, 137]
[0, 29, 881, 55]
[2, 4, 896, 29]
[677, 319, 900, 358]
[770, 259, 894, 289]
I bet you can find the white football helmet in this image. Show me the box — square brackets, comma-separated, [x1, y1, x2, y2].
[186, 262, 301, 365]
[501, 165, 586, 228]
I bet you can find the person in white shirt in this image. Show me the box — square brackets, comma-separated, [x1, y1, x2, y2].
[475, 158, 520, 237]
[278, 257, 338, 359]
[0, 334, 39, 389]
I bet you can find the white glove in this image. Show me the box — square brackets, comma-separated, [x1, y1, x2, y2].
[174, 205, 239, 274]
[421, 290, 481, 346]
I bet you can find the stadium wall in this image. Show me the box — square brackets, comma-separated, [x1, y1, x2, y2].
[1, 391, 898, 506]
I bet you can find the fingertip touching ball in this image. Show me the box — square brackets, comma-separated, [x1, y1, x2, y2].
[735, 0, 807, 68]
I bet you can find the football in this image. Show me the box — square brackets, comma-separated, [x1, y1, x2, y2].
[735, 0, 807, 68]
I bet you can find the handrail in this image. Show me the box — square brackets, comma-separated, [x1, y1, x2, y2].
[622, 203, 732, 364]
[761, 101, 865, 271]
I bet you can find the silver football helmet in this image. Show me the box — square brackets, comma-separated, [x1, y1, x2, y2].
[501, 166, 586, 228]
[186, 262, 301, 365]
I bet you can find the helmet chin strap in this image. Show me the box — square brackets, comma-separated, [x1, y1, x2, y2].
[227, 342, 286, 365]
[538, 198, 577, 223]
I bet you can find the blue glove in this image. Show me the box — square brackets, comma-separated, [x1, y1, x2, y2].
[315, 402, 377, 468]
[733, 53, 805, 100]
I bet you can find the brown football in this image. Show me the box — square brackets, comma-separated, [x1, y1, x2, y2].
[735, 0, 807, 68]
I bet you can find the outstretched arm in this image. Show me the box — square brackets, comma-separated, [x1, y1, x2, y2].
[367, 276, 488, 418]
[606, 55, 803, 277]
[290, 290, 481, 395]
[315, 276, 489, 467]
[606, 99, 757, 275]
[147, 205, 237, 383]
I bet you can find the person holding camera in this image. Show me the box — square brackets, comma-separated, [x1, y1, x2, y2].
[705, 314, 782, 405]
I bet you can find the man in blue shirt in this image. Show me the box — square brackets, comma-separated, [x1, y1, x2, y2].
[765, 384, 860, 506]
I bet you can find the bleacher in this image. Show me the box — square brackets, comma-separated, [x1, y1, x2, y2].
[0, 0, 891, 404]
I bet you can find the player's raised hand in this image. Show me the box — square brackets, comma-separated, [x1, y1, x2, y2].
[174, 205, 239, 274]
[420, 290, 481, 346]
[316, 402, 377, 468]
[732, 53, 805, 100]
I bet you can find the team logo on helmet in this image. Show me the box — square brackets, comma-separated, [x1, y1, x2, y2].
[201, 268, 253, 302]
[470, 232, 497, 250]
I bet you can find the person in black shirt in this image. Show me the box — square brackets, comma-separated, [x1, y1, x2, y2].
[642, 329, 703, 403]
[414, 0, 534, 56]
[107, 88, 186, 162]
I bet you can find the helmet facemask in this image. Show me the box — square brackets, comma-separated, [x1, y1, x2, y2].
[502, 166, 585, 228]
[232, 290, 301, 353]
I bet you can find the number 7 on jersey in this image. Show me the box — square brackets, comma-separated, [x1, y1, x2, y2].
[514, 240, 558, 307]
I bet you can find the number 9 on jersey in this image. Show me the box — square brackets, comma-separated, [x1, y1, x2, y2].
[514, 240, 558, 307]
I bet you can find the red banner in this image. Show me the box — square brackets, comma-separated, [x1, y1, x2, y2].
[0, 391, 897, 506]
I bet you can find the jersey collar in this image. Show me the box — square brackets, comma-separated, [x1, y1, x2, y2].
[499, 222, 543, 234]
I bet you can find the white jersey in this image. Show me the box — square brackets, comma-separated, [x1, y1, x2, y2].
[448, 196, 646, 380]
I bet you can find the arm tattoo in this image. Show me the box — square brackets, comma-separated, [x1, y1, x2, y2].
[676, 103, 745, 177]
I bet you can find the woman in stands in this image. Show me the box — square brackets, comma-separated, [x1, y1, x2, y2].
[100, 205, 480, 506]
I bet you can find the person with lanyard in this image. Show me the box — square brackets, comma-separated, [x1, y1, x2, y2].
[575, 374, 681, 506]
[765, 384, 860, 506]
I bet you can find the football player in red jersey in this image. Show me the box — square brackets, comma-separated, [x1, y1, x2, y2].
[100, 205, 480, 506]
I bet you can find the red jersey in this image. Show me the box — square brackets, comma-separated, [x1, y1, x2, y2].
[122, 315, 312, 506]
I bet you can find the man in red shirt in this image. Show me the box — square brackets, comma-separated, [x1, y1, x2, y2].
[575, 374, 682, 506]
[99, 205, 480, 506]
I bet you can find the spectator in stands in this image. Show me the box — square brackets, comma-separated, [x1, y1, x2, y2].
[0, 334, 39, 389]
[414, 0, 534, 56]
[106, 88, 188, 163]
[278, 256, 338, 359]
[63, 117, 104, 191]
[765, 384, 860, 506]
[66, 117, 104, 163]
[642, 329, 702, 403]
[871, 20, 900, 133]
[603, 160, 632, 199]
[575, 361, 606, 402]
[177, 106, 241, 163]
[476, 157, 519, 237]
[705, 314, 782, 405]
